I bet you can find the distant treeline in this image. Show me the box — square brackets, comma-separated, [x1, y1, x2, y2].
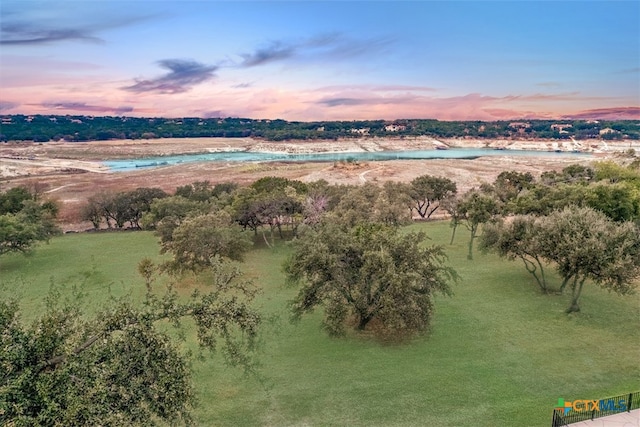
[1, 114, 639, 142]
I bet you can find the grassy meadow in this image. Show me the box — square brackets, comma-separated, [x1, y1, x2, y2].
[1, 222, 638, 426]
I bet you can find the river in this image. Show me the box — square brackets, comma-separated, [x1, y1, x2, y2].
[102, 148, 591, 172]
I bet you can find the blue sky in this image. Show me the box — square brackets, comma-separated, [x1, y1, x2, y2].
[1, 1, 638, 120]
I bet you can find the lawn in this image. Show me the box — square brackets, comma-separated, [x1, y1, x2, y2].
[1, 222, 638, 426]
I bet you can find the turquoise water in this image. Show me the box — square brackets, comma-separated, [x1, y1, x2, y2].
[102, 148, 591, 172]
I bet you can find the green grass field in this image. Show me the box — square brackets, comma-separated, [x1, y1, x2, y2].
[1, 222, 638, 427]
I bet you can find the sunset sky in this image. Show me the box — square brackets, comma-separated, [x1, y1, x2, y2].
[1, 1, 639, 121]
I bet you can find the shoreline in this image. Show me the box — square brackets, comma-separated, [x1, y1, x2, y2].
[1, 136, 637, 179]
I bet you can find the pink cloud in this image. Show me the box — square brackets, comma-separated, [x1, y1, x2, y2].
[3, 76, 638, 121]
[563, 107, 640, 120]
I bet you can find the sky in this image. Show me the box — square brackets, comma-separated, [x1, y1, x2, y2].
[1, 0, 639, 121]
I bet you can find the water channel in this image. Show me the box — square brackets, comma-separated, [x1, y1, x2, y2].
[102, 148, 591, 172]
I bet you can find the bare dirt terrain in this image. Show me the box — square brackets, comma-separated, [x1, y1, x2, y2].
[1, 137, 638, 230]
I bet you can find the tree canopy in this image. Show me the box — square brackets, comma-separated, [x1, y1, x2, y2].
[0, 186, 60, 257]
[481, 206, 640, 312]
[409, 175, 457, 219]
[159, 211, 252, 274]
[284, 223, 457, 337]
[0, 258, 261, 426]
[2, 114, 639, 142]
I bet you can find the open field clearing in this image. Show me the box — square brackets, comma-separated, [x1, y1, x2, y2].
[1, 222, 638, 426]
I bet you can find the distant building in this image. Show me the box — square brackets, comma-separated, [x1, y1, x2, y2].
[350, 128, 370, 135]
[508, 122, 531, 129]
[385, 124, 406, 132]
[599, 128, 617, 135]
[551, 124, 573, 134]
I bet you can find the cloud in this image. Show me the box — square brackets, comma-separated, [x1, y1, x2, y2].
[317, 92, 493, 109]
[122, 59, 218, 94]
[323, 35, 395, 60]
[0, 23, 102, 45]
[203, 110, 226, 118]
[563, 107, 640, 120]
[237, 33, 394, 68]
[317, 98, 367, 107]
[0, 101, 19, 111]
[0, 5, 156, 46]
[240, 42, 296, 67]
[368, 85, 436, 92]
[40, 102, 134, 114]
[482, 108, 554, 120]
[315, 84, 437, 93]
[317, 96, 416, 107]
[616, 67, 640, 74]
[503, 92, 617, 102]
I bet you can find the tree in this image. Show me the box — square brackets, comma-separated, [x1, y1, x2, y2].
[379, 181, 414, 225]
[585, 182, 640, 222]
[540, 164, 594, 185]
[371, 183, 412, 227]
[481, 207, 640, 312]
[325, 183, 412, 228]
[160, 211, 252, 274]
[143, 195, 207, 242]
[409, 175, 457, 219]
[0, 186, 33, 214]
[480, 216, 550, 292]
[0, 258, 260, 426]
[250, 176, 307, 195]
[0, 187, 60, 257]
[454, 189, 500, 260]
[284, 223, 457, 337]
[124, 187, 169, 229]
[327, 183, 381, 228]
[175, 181, 216, 202]
[80, 198, 103, 230]
[594, 161, 640, 184]
[81, 189, 167, 230]
[302, 193, 329, 226]
[537, 207, 640, 313]
[491, 170, 534, 207]
[510, 183, 588, 216]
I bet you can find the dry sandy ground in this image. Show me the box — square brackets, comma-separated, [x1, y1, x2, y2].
[1, 137, 638, 231]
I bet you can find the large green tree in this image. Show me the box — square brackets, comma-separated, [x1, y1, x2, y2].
[0, 187, 60, 257]
[480, 216, 549, 293]
[409, 175, 457, 219]
[0, 258, 260, 426]
[284, 223, 457, 337]
[481, 207, 640, 313]
[538, 207, 640, 313]
[160, 211, 252, 274]
[451, 189, 500, 260]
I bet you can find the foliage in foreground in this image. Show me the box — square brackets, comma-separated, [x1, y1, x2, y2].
[0, 223, 638, 427]
[284, 223, 458, 337]
[0, 257, 260, 426]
